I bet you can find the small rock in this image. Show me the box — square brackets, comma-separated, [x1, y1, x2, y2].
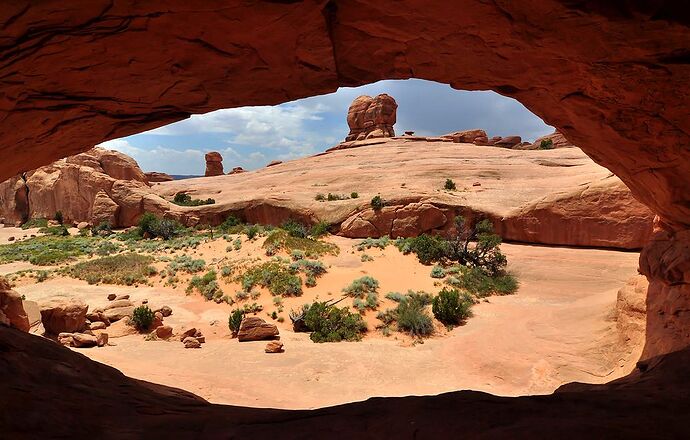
[77, 222, 89, 230]
[89, 321, 107, 330]
[196, 335, 206, 344]
[179, 327, 197, 341]
[158, 305, 173, 317]
[96, 332, 108, 347]
[107, 294, 116, 301]
[473, 182, 481, 187]
[57, 332, 74, 347]
[183, 337, 201, 349]
[105, 299, 132, 310]
[7, 237, 14, 241]
[114, 294, 130, 301]
[72, 332, 98, 348]
[141, 299, 148, 304]
[149, 311, 163, 330]
[155, 325, 173, 340]
[265, 341, 284, 353]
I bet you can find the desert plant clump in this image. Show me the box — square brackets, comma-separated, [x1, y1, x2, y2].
[132, 305, 155, 331]
[282, 218, 309, 238]
[54, 211, 64, 225]
[228, 309, 244, 337]
[539, 139, 554, 150]
[39, 225, 70, 237]
[303, 300, 367, 343]
[21, 218, 49, 230]
[218, 215, 243, 234]
[91, 221, 113, 237]
[166, 255, 206, 275]
[360, 254, 374, 262]
[396, 234, 449, 265]
[370, 195, 385, 210]
[445, 266, 518, 297]
[232, 238, 242, 251]
[350, 192, 359, 199]
[239, 260, 302, 297]
[432, 288, 473, 327]
[137, 213, 181, 240]
[395, 294, 434, 337]
[444, 178, 457, 190]
[187, 270, 223, 301]
[356, 236, 390, 251]
[342, 276, 379, 298]
[64, 253, 155, 285]
[172, 192, 215, 206]
[430, 265, 446, 279]
[310, 221, 330, 238]
[263, 229, 338, 258]
[315, 193, 326, 201]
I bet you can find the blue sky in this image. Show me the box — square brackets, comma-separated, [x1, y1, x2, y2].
[100, 79, 553, 175]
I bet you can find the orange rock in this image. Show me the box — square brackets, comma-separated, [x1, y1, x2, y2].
[265, 341, 284, 353]
[237, 317, 279, 342]
[39, 298, 88, 335]
[442, 129, 489, 145]
[345, 94, 397, 141]
[145, 172, 173, 182]
[205, 152, 224, 177]
[0, 276, 30, 332]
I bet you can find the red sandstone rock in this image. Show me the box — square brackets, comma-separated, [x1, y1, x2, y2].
[340, 203, 449, 239]
[145, 172, 174, 182]
[205, 152, 224, 177]
[155, 325, 173, 340]
[72, 332, 98, 348]
[0, 277, 30, 332]
[523, 130, 576, 150]
[183, 337, 201, 349]
[345, 94, 397, 141]
[442, 129, 489, 145]
[228, 167, 246, 175]
[265, 341, 284, 353]
[616, 275, 648, 353]
[493, 136, 522, 148]
[266, 160, 283, 167]
[40, 298, 88, 334]
[237, 317, 279, 342]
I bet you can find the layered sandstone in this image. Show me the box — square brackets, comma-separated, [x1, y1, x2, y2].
[205, 152, 224, 177]
[145, 172, 174, 183]
[345, 94, 397, 141]
[520, 130, 576, 150]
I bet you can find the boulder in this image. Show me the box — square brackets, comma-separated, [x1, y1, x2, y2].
[183, 337, 201, 349]
[0, 277, 30, 332]
[179, 327, 198, 341]
[157, 305, 173, 317]
[145, 172, 173, 182]
[441, 129, 489, 145]
[345, 94, 397, 141]
[40, 298, 88, 334]
[103, 305, 135, 322]
[114, 294, 130, 301]
[154, 325, 173, 340]
[265, 341, 284, 353]
[228, 167, 245, 175]
[340, 203, 449, 238]
[96, 332, 109, 347]
[149, 312, 163, 330]
[106, 317, 138, 338]
[266, 160, 282, 167]
[204, 152, 224, 177]
[57, 332, 74, 347]
[76, 221, 89, 229]
[493, 136, 522, 148]
[237, 317, 279, 342]
[89, 321, 107, 330]
[72, 332, 98, 348]
[86, 310, 110, 325]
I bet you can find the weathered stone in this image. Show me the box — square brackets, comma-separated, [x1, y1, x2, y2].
[145, 172, 173, 182]
[154, 325, 173, 340]
[89, 321, 107, 331]
[237, 317, 279, 342]
[40, 298, 88, 334]
[0, 277, 30, 332]
[157, 305, 173, 317]
[205, 152, 224, 177]
[179, 328, 198, 342]
[96, 332, 109, 347]
[72, 333, 98, 348]
[183, 337, 201, 349]
[103, 306, 135, 322]
[346, 94, 397, 141]
[265, 341, 284, 353]
[107, 294, 116, 301]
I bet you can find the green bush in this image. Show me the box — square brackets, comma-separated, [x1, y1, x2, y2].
[444, 178, 457, 190]
[350, 192, 359, 199]
[166, 255, 206, 275]
[188, 270, 223, 301]
[327, 193, 347, 201]
[282, 219, 308, 238]
[54, 211, 64, 225]
[172, 192, 215, 206]
[430, 265, 446, 278]
[432, 288, 473, 327]
[246, 224, 260, 240]
[228, 309, 244, 336]
[303, 300, 367, 343]
[315, 193, 326, 201]
[91, 221, 112, 237]
[39, 225, 69, 237]
[132, 305, 154, 331]
[218, 215, 243, 233]
[263, 229, 339, 257]
[370, 195, 385, 210]
[539, 139, 554, 150]
[310, 221, 330, 238]
[356, 236, 390, 251]
[21, 218, 48, 230]
[240, 261, 302, 297]
[64, 253, 155, 285]
[446, 266, 518, 297]
[137, 213, 180, 240]
[396, 294, 433, 337]
[397, 234, 449, 265]
[342, 276, 379, 298]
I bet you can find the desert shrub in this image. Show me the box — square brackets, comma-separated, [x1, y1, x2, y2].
[303, 300, 367, 343]
[54, 211, 64, 225]
[132, 305, 155, 331]
[91, 221, 112, 237]
[221, 266, 233, 278]
[430, 265, 446, 279]
[370, 195, 385, 210]
[446, 266, 518, 297]
[263, 229, 338, 257]
[241, 302, 263, 314]
[360, 254, 374, 262]
[35, 270, 49, 282]
[315, 193, 326, 201]
[310, 221, 330, 238]
[235, 290, 250, 301]
[350, 192, 359, 199]
[21, 218, 48, 229]
[432, 288, 473, 327]
[290, 259, 327, 277]
[218, 215, 243, 233]
[39, 225, 70, 237]
[173, 192, 215, 206]
[264, 243, 278, 256]
[64, 253, 154, 285]
[397, 234, 449, 265]
[396, 294, 434, 337]
[539, 139, 554, 150]
[290, 250, 305, 261]
[385, 291, 405, 302]
[137, 213, 181, 240]
[188, 270, 223, 301]
[228, 309, 244, 336]
[365, 291, 379, 310]
[356, 236, 390, 251]
[282, 219, 309, 238]
[240, 261, 302, 297]
[305, 274, 317, 287]
[245, 224, 260, 240]
[166, 255, 206, 275]
[0, 235, 105, 266]
[342, 276, 379, 298]
[376, 309, 396, 326]
[444, 178, 457, 190]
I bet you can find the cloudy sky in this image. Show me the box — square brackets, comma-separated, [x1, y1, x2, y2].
[100, 79, 553, 175]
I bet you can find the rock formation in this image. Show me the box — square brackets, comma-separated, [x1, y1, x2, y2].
[345, 94, 397, 141]
[266, 160, 282, 167]
[0, 277, 30, 332]
[522, 130, 576, 150]
[228, 167, 246, 175]
[39, 298, 88, 335]
[441, 129, 489, 145]
[237, 317, 279, 342]
[205, 152, 224, 177]
[145, 172, 174, 182]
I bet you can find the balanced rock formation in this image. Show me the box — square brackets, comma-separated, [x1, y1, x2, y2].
[205, 152, 224, 177]
[145, 172, 174, 182]
[0, 277, 30, 332]
[345, 94, 397, 141]
[237, 317, 279, 342]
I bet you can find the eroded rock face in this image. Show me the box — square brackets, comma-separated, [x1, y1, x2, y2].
[205, 152, 224, 177]
[441, 129, 489, 145]
[40, 298, 88, 335]
[340, 203, 449, 238]
[523, 130, 576, 150]
[345, 94, 397, 141]
[145, 172, 174, 182]
[0, 277, 30, 332]
[237, 317, 279, 342]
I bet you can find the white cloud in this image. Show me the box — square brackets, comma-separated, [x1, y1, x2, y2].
[97, 139, 206, 175]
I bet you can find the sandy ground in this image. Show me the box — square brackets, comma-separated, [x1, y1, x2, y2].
[6, 229, 641, 409]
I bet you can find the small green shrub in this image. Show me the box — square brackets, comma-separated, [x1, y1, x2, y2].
[360, 254, 374, 262]
[64, 253, 155, 285]
[315, 193, 326, 201]
[432, 288, 473, 327]
[39, 225, 69, 237]
[54, 211, 64, 225]
[310, 221, 330, 238]
[356, 236, 390, 251]
[166, 255, 206, 275]
[350, 192, 359, 199]
[228, 309, 244, 336]
[385, 291, 405, 302]
[539, 139, 554, 150]
[172, 192, 215, 206]
[303, 300, 367, 343]
[446, 266, 518, 297]
[282, 219, 309, 238]
[444, 178, 457, 190]
[397, 234, 449, 265]
[21, 218, 48, 230]
[430, 265, 446, 279]
[263, 229, 338, 257]
[245, 225, 260, 240]
[396, 295, 433, 337]
[132, 305, 154, 331]
[218, 215, 243, 233]
[91, 221, 112, 237]
[188, 270, 223, 301]
[370, 195, 384, 210]
[342, 276, 379, 298]
[239, 261, 302, 297]
[137, 213, 180, 240]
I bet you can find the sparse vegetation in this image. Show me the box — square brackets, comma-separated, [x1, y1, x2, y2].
[310, 221, 330, 238]
[430, 265, 446, 278]
[539, 139, 554, 150]
[360, 254, 374, 262]
[239, 260, 302, 297]
[21, 218, 48, 230]
[132, 305, 155, 331]
[444, 178, 457, 190]
[445, 266, 518, 297]
[263, 229, 338, 257]
[91, 221, 113, 237]
[342, 276, 379, 298]
[356, 236, 390, 251]
[166, 255, 206, 276]
[432, 288, 473, 327]
[350, 192, 359, 199]
[187, 270, 223, 301]
[64, 253, 155, 285]
[137, 213, 181, 240]
[228, 309, 244, 336]
[172, 192, 215, 206]
[315, 193, 326, 201]
[54, 211, 64, 225]
[377, 291, 434, 337]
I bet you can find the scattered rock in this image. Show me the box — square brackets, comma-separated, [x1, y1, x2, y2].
[106, 316, 138, 338]
[205, 151, 224, 176]
[8, 236, 14, 241]
[228, 166, 245, 175]
[57, 333, 74, 347]
[265, 341, 284, 353]
[86, 310, 110, 325]
[114, 294, 130, 301]
[149, 312, 163, 330]
[72, 332, 98, 348]
[96, 332, 108, 347]
[103, 305, 134, 322]
[107, 294, 116, 301]
[89, 321, 107, 330]
[473, 182, 481, 187]
[157, 305, 173, 317]
[442, 129, 489, 145]
[40, 298, 88, 334]
[237, 317, 279, 342]
[155, 325, 173, 340]
[183, 337, 201, 349]
[179, 328, 198, 341]
[77, 221, 89, 229]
